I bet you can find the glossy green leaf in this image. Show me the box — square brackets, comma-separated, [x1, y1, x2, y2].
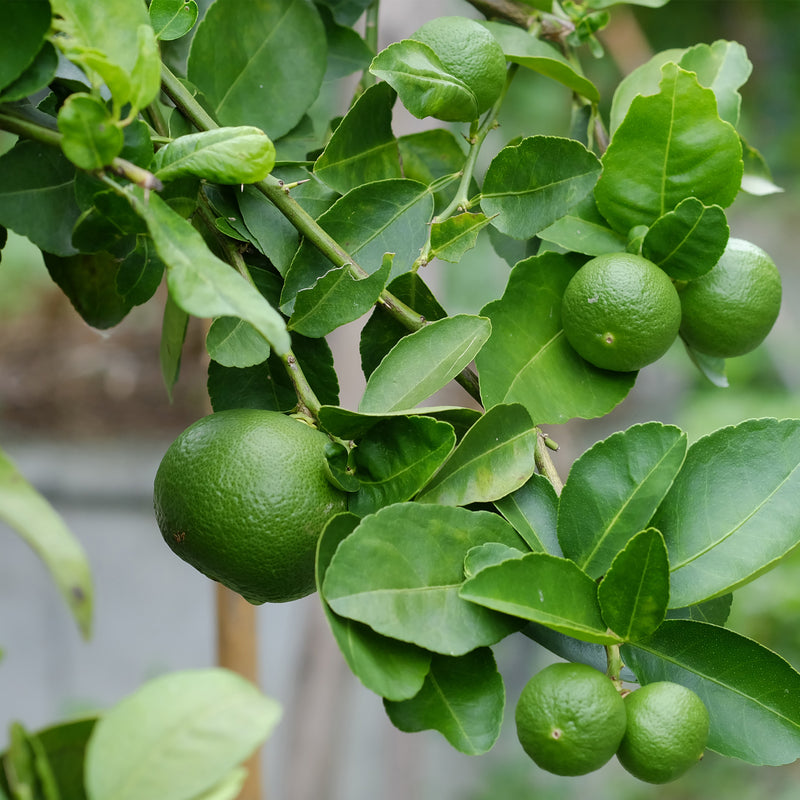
[538, 195, 626, 256]
[348, 416, 456, 517]
[115, 236, 165, 307]
[741, 138, 784, 196]
[494, 472, 562, 555]
[481, 136, 601, 240]
[0, 41, 58, 103]
[281, 179, 433, 313]
[641, 198, 729, 280]
[160, 291, 189, 401]
[429, 212, 491, 263]
[149, 0, 199, 41]
[0, 140, 80, 256]
[464, 542, 527, 577]
[475, 252, 636, 425]
[236, 186, 300, 277]
[153, 127, 276, 185]
[557, 422, 686, 578]
[622, 620, 800, 764]
[667, 594, 732, 626]
[369, 39, 479, 123]
[322, 503, 525, 656]
[654, 418, 800, 608]
[314, 82, 401, 194]
[206, 318, 270, 368]
[56, 93, 124, 170]
[288, 254, 392, 338]
[459, 552, 621, 645]
[0, 447, 93, 638]
[598, 527, 669, 641]
[85, 669, 281, 800]
[483, 21, 598, 101]
[125, 190, 292, 356]
[416, 404, 537, 507]
[384, 649, 504, 755]
[316, 513, 432, 701]
[187, 0, 327, 139]
[0, 0, 51, 91]
[359, 314, 491, 414]
[316, 405, 470, 441]
[595, 63, 743, 233]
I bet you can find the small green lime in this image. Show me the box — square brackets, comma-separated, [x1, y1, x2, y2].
[561, 252, 682, 372]
[679, 237, 782, 358]
[616, 681, 710, 784]
[515, 662, 627, 776]
[153, 409, 347, 604]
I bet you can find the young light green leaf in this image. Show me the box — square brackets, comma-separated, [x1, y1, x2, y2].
[416, 403, 537, 507]
[314, 81, 401, 194]
[459, 552, 621, 645]
[622, 620, 800, 764]
[538, 195, 626, 256]
[475, 252, 636, 425]
[494, 472, 562, 555]
[187, 0, 327, 139]
[595, 63, 743, 233]
[206, 318, 270, 368]
[558, 422, 687, 578]
[322, 503, 525, 656]
[429, 212, 491, 263]
[149, 0, 199, 41]
[384, 649, 504, 755]
[655, 418, 800, 608]
[464, 542, 527, 578]
[641, 198, 729, 280]
[0, 448, 93, 638]
[85, 669, 281, 800]
[348, 416, 456, 517]
[481, 136, 601, 240]
[153, 127, 276, 185]
[0, 0, 51, 92]
[597, 527, 670, 641]
[316, 513, 432, 701]
[190, 768, 247, 800]
[359, 314, 491, 414]
[126, 190, 292, 356]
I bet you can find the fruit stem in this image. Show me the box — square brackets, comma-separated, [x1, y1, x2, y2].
[280, 351, 322, 420]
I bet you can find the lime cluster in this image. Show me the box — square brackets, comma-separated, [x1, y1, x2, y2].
[560, 238, 782, 373]
[515, 662, 710, 783]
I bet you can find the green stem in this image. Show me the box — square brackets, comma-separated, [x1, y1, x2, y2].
[605, 644, 625, 691]
[280, 351, 322, 419]
[160, 64, 219, 131]
[534, 429, 564, 494]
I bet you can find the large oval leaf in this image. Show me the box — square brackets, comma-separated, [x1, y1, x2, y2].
[494, 472, 561, 555]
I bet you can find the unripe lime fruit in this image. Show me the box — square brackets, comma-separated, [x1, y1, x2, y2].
[515, 662, 627, 776]
[153, 409, 347, 604]
[616, 681, 710, 784]
[679, 237, 782, 358]
[561, 252, 682, 372]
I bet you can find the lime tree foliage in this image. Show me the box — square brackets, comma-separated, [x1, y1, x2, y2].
[0, 0, 797, 792]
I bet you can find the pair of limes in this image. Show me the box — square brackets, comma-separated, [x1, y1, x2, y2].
[561, 239, 782, 372]
[515, 662, 710, 783]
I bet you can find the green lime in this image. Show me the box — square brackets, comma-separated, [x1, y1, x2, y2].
[153, 409, 347, 604]
[561, 252, 682, 372]
[616, 681, 710, 784]
[679, 237, 782, 358]
[515, 662, 627, 776]
[411, 16, 507, 120]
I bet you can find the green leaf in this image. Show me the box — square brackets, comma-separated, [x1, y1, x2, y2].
[464, 542, 527, 577]
[557, 422, 687, 578]
[0, 140, 80, 257]
[316, 513, 432, 701]
[280, 179, 433, 313]
[682, 340, 728, 388]
[416, 404, 537, 507]
[538, 195, 626, 256]
[622, 620, 800, 764]
[149, 0, 199, 41]
[641, 198, 729, 280]
[322, 503, 525, 655]
[667, 594, 732, 626]
[348, 416, 456, 517]
[314, 82, 401, 194]
[206, 318, 270, 368]
[481, 136, 601, 240]
[0, 0, 51, 92]
[459, 553, 621, 645]
[187, 0, 327, 139]
[320, 7, 374, 80]
[359, 314, 491, 414]
[116, 235, 165, 308]
[316, 405, 471, 441]
[369, 40, 479, 123]
[483, 21, 598, 101]
[494, 472, 562, 555]
[85, 669, 281, 800]
[0, 447, 93, 638]
[384, 649, 504, 755]
[597, 527, 669, 641]
[475, 252, 636, 425]
[160, 291, 189, 401]
[316, 0, 373, 26]
[741, 137, 784, 196]
[654, 418, 800, 608]
[0, 41, 58, 104]
[429, 212, 491, 263]
[153, 127, 276, 185]
[125, 190, 292, 356]
[595, 63, 743, 233]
